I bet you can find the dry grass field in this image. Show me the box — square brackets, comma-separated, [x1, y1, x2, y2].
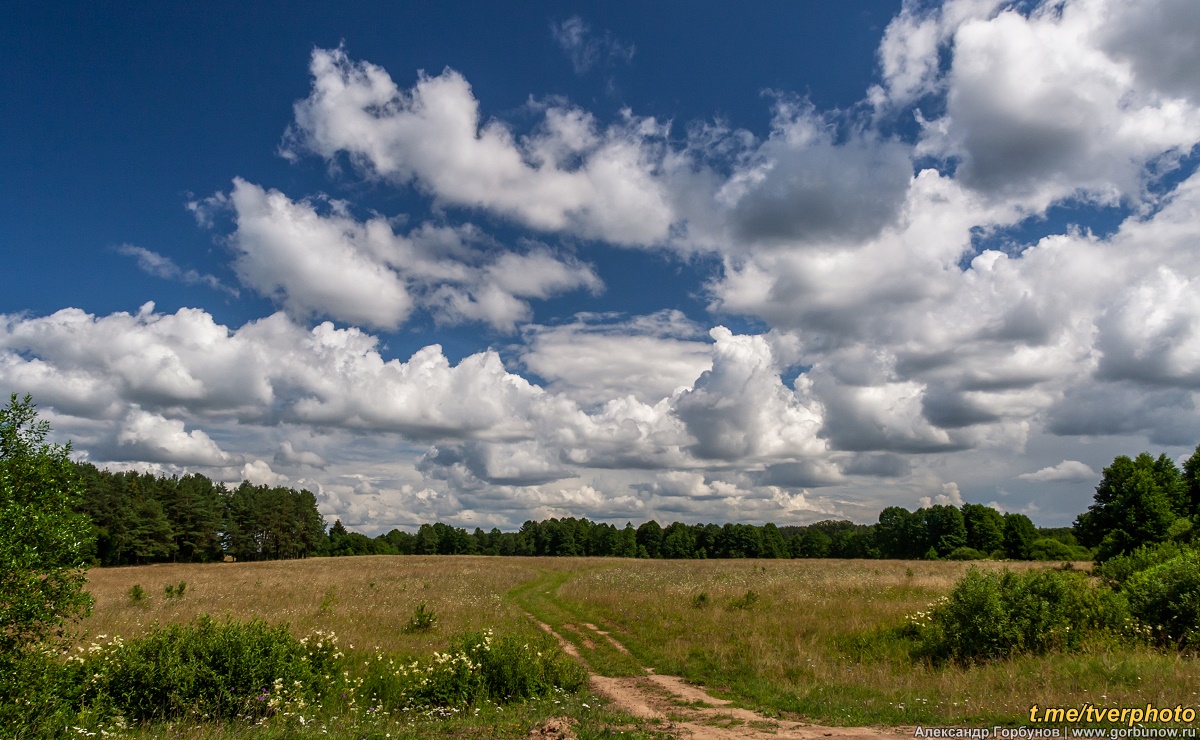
[81, 556, 551, 654]
[74, 556, 1200, 732]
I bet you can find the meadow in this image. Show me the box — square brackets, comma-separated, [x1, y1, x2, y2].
[70, 556, 1200, 736]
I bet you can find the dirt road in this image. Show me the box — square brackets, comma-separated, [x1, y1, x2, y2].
[529, 614, 910, 740]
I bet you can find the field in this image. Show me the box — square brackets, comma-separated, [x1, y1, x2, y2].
[75, 556, 1200, 737]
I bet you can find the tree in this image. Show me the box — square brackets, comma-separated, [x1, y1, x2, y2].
[962, 503, 1005, 554]
[1182, 444, 1200, 520]
[636, 520, 664, 558]
[0, 394, 95, 661]
[921, 505, 967, 557]
[1075, 453, 1187, 561]
[1003, 513, 1038, 560]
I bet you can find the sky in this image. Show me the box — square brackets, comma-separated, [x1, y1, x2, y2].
[3, 0, 1200, 533]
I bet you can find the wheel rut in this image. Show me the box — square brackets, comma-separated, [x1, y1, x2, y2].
[524, 610, 908, 739]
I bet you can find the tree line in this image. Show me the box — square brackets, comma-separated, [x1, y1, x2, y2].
[327, 510, 1086, 561]
[73, 463, 325, 566]
[67, 443, 1200, 566]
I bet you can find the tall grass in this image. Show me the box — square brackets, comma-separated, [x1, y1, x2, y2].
[80, 556, 542, 654]
[550, 558, 1200, 725]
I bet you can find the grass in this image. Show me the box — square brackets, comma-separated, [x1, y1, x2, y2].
[67, 556, 1200, 734]
[545, 558, 1200, 726]
[82, 556, 539, 655]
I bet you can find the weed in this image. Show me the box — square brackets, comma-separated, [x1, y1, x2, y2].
[691, 592, 710, 608]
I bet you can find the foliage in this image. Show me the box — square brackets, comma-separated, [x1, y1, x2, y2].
[1121, 548, 1200, 649]
[61, 617, 343, 724]
[946, 546, 986, 560]
[357, 629, 586, 712]
[0, 394, 95, 669]
[1096, 541, 1192, 588]
[1002, 513, 1039, 560]
[1075, 452, 1190, 561]
[127, 584, 147, 605]
[74, 463, 326, 566]
[913, 568, 1131, 664]
[405, 600, 438, 632]
[962, 503, 1005, 554]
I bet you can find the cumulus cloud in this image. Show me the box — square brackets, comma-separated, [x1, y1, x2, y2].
[1018, 460, 1097, 482]
[884, 0, 1200, 210]
[275, 440, 327, 469]
[673, 328, 825, 461]
[242, 459, 289, 486]
[195, 178, 600, 331]
[113, 408, 235, 467]
[284, 47, 674, 245]
[550, 16, 635, 74]
[725, 100, 912, 246]
[918, 481, 965, 509]
[520, 310, 712, 406]
[14, 1, 1200, 527]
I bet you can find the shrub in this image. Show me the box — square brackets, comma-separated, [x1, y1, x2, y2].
[0, 394, 95, 663]
[1123, 550, 1200, 649]
[356, 629, 586, 710]
[128, 584, 147, 605]
[691, 592, 710, 608]
[1095, 542, 1192, 588]
[946, 547, 986, 561]
[914, 568, 1130, 664]
[404, 601, 438, 632]
[1028, 537, 1092, 562]
[67, 616, 342, 722]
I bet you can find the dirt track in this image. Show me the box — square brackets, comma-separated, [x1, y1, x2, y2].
[528, 613, 910, 740]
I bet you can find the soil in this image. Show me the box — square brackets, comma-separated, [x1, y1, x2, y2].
[525, 612, 910, 740]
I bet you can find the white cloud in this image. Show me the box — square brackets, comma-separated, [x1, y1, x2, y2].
[224, 179, 414, 329]
[1018, 460, 1097, 482]
[275, 440, 327, 469]
[673, 327, 825, 462]
[117, 244, 238, 296]
[114, 408, 235, 467]
[918, 481, 965, 509]
[894, 0, 1200, 210]
[285, 48, 674, 245]
[520, 310, 712, 406]
[198, 179, 600, 332]
[242, 459, 289, 486]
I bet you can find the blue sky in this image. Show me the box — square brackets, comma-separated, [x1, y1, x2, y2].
[3, 0, 1200, 532]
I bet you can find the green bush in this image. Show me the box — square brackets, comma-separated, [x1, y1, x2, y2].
[946, 546, 986, 561]
[127, 584, 147, 605]
[914, 568, 1130, 664]
[404, 600, 438, 632]
[66, 616, 343, 722]
[356, 629, 586, 710]
[1095, 542, 1193, 588]
[1028, 537, 1092, 561]
[1123, 550, 1200, 649]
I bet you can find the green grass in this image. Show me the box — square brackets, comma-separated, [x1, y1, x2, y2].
[20, 555, 1199, 735]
